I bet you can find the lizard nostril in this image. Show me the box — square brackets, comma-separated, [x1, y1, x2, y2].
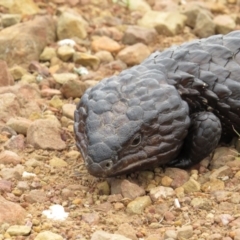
[105, 162, 111, 168]
[100, 160, 113, 170]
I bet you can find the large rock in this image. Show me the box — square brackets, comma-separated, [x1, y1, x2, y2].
[0, 93, 20, 124]
[117, 43, 150, 65]
[0, 196, 27, 224]
[126, 196, 152, 214]
[27, 119, 66, 150]
[91, 36, 122, 53]
[180, 3, 212, 29]
[0, 61, 14, 87]
[0, 15, 56, 67]
[120, 180, 145, 199]
[6, 225, 31, 236]
[138, 11, 187, 36]
[0, 0, 39, 15]
[60, 79, 88, 98]
[127, 0, 151, 13]
[34, 231, 64, 240]
[194, 11, 216, 38]
[57, 11, 88, 40]
[0, 150, 21, 165]
[1, 14, 21, 28]
[122, 25, 158, 45]
[91, 230, 131, 240]
[214, 15, 236, 34]
[0, 84, 41, 123]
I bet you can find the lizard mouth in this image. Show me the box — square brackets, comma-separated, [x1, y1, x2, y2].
[85, 155, 159, 178]
[84, 147, 179, 177]
[86, 157, 157, 178]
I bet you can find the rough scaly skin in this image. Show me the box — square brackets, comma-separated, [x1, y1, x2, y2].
[74, 31, 240, 177]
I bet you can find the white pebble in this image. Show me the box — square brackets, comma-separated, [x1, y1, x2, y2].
[58, 39, 76, 47]
[220, 214, 234, 225]
[22, 171, 36, 178]
[42, 204, 69, 221]
[174, 198, 181, 208]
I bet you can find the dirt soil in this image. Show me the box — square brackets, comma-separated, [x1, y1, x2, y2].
[1, 0, 240, 240]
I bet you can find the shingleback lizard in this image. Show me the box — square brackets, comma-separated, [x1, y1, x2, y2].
[74, 31, 240, 178]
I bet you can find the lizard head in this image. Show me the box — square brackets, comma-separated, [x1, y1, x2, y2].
[74, 64, 190, 177]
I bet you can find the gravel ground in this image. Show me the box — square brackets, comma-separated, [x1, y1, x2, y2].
[1, 0, 240, 240]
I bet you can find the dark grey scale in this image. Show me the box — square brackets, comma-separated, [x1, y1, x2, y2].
[79, 89, 89, 105]
[234, 53, 240, 69]
[157, 49, 174, 59]
[152, 58, 178, 73]
[190, 77, 206, 90]
[86, 119, 102, 135]
[184, 50, 211, 65]
[215, 102, 231, 130]
[112, 115, 129, 129]
[136, 78, 161, 89]
[101, 111, 115, 126]
[101, 79, 120, 93]
[177, 62, 199, 77]
[224, 60, 240, 81]
[128, 98, 141, 107]
[76, 119, 85, 134]
[199, 62, 210, 71]
[112, 101, 128, 114]
[127, 65, 149, 75]
[226, 31, 240, 38]
[141, 99, 157, 111]
[141, 72, 167, 85]
[171, 48, 189, 61]
[227, 98, 240, 110]
[134, 87, 148, 98]
[223, 37, 240, 54]
[173, 71, 195, 88]
[86, 131, 103, 146]
[74, 30, 240, 178]
[199, 70, 218, 90]
[139, 93, 155, 103]
[145, 51, 160, 60]
[208, 62, 230, 83]
[224, 78, 240, 99]
[118, 73, 135, 85]
[97, 125, 114, 139]
[201, 89, 219, 102]
[213, 83, 232, 99]
[105, 93, 119, 104]
[90, 90, 110, 101]
[141, 80, 165, 95]
[202, 34, 223, 45]
[116, 121, 142, 140]
[157, 108, 174, 123]
[167, 94, 184, 111]
[142, 108, 158, 120]
[121, 82, 137, 96]
[126, 106, 144, 121]
[202, 44, 233, 66]
[166, 112, 221, 168]
[227, 111, 240, 129]
[91, 99, 112, 115]
[143, 64, 167, 74]
[104, 136, 121, 151]
[74, 108, 83, 122]
[180, 41, 203, 51]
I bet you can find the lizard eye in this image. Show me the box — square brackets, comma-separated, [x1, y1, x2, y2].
[131, 134, 141, 147]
